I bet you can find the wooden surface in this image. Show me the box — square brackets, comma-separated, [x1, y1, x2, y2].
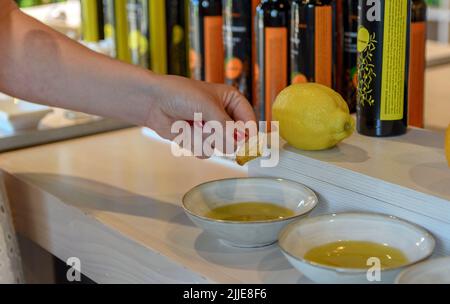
[424, 41, 450, 130]
[0, 128, 309, 284]
[425, 64, 450, 130]
[427, 40, 450, 67]
[276, 128, 450, 203]
[0, 127, 449, 283]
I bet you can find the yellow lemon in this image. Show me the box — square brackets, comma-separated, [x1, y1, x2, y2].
[445, 124, 450, 167]
[272, 83, 355, 151]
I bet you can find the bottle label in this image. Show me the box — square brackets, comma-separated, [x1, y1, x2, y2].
[265, 27, 288, 123]
[204, 16, 225, 83]
[408, 21, 426, 127]
[223, 1, 252, 100]
[379, 0, 409, 121]
[314, 6, 333, 87]
[290, 4, 332, 87]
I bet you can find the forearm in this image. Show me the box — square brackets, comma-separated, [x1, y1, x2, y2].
[0, 3, 161, 126]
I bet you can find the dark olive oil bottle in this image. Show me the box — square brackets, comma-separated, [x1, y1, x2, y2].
[255, 0, 290, 123]
[342, 0, 358, 112]
[189, 0, 225, 83]
[166, 0, 189, 76]
[357, 0, 411, 137]
[290, 0, 333, 88]
[223, 0, 259, 103]
[408, 0, 427, 128]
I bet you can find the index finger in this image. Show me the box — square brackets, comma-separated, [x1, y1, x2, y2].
[224, 89, 256, 123]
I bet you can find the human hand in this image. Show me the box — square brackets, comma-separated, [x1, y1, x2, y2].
[146, 75, 256, 154]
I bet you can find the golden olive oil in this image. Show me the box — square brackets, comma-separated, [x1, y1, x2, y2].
[304, 241, 409, 269]
[205, 202, 294, 222]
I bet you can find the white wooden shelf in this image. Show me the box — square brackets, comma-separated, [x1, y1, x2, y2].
[0, 127, 448, 283]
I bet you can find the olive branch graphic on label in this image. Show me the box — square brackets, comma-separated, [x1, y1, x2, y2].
[357, 32, 377, 107]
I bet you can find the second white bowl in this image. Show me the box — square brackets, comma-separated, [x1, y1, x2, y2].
[279, 213, 435, 284]
[396, 257, 450, 284]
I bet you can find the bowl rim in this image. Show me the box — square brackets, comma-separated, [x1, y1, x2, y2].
[278, 212, 436, 274]
[395, 256, 450, 284]
[181, 177, 319, 225]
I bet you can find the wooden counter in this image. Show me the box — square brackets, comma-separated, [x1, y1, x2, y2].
[0, 127, 449, 283]
[425, 64, 450, 130]
[0, 128, 309, 283]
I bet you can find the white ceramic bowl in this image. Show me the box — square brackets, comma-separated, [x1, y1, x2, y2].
[279, 213, 435, 284]
[396, 257, 450, 284]
[182, 178, 318, 248]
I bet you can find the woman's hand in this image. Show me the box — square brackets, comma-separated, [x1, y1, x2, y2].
[0, 2, 255, 157]
[147, 75, 256, 144]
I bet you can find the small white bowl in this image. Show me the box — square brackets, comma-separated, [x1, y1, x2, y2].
[396, 257, 450, 284]
[182, 178, 318, 248]
[279, 213, 435, 284]
[0, 98, 53, 131]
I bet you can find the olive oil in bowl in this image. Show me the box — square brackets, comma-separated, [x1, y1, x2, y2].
[182, 177, 318, 248]
[304, 241, 409, 269]
[205, 202, 295, 222]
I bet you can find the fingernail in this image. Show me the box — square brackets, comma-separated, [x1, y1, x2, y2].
[235, 130, 246, 142]
[194, 121, 204, 129]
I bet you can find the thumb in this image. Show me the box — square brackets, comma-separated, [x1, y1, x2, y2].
[223, 89, 256, 123]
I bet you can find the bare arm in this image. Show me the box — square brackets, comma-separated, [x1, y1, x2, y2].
[0, 0, 255, 139]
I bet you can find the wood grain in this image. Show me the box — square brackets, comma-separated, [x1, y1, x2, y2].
[0, 128, 307, 283]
